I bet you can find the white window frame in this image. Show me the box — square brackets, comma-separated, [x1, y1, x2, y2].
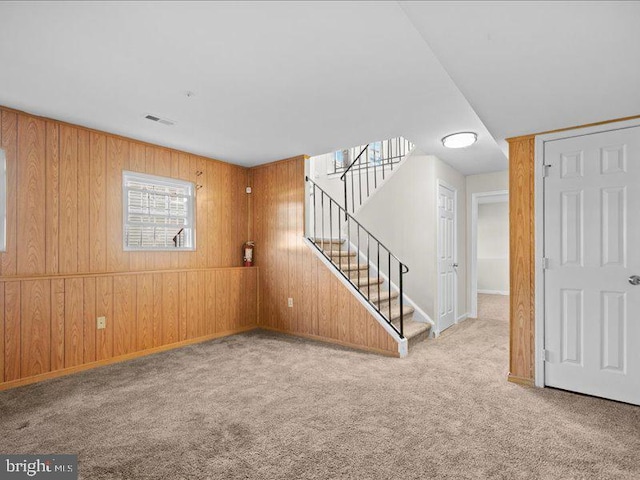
[0, 149, 6, 252]
[122, 170, 196, 252]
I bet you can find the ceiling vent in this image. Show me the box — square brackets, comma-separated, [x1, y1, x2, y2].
[144, 114, 175, 126]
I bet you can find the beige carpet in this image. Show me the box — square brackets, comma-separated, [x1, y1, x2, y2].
[1, 294, 638, 479]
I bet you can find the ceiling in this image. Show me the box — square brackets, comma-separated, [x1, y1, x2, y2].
[0, 2, 637, 174]
[400, 1, 640, 150]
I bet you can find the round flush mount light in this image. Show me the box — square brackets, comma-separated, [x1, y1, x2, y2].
[442, 132, 477, 149]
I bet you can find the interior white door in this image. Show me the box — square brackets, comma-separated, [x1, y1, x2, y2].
[437, 183, 457, 332]
[544, 125, 640, 405]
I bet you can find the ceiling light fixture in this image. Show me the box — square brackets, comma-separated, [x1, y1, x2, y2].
[442, 132, 477, 149]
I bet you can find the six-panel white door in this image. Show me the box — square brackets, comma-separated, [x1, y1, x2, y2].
[544, 125, 640, 405]
[437, 183, 457, 332]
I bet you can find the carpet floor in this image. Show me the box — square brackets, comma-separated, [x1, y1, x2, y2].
[1, 294, 638, 479]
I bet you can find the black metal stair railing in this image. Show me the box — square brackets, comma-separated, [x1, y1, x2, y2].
[339, 137, 413, 214]
[306, 176, 408, 338]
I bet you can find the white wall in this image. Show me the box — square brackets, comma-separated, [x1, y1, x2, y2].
[477, 202, 509, 293]
[355, 150, 466, 327]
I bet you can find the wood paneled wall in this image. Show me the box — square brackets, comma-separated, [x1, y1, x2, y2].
[0, 268, 257, 388]
[0, 107, 249, 276]
[507, 136, 535, 385]
[249, 157, 398, 356]
[0, 106, 257, 390]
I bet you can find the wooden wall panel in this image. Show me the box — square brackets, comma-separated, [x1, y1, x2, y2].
[59, 125, 79, 273]
[4, 281, 20, 381]
[152, 274, 163, 347]
[136, 274, 153, 351]
[21, 280, 51, 377]
[106, 138, 130, 273]
[508, 136, 536, 385]
[77, 130, 91, 273]
[17, 114, 46, 275]
[51, 279, 65, 371]
[89, 132, 107, 272]
[250, 157, 398, 356]
[64, 278, 84, 368]
[45, 122, 59, 274]
[95, 276, 113, 361]
[1, 111, 18, 276]
[113, 275, 136, 356]
[162, 273, 180, 344]
[83, 277, 96, 363]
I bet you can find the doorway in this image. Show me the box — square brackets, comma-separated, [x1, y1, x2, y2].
[470, 191, 509, 318]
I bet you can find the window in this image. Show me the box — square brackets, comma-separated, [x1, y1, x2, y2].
[0, 149, 5, 252]
[333, 149, 349, 170]
[368, 141, 382, 164]
[122, 171, 195, 251]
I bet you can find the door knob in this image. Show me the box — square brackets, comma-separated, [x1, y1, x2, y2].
[629, 275, 640, 286]
[452, 263, 458, 268]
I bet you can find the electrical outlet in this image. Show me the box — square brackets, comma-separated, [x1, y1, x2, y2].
[287, 298, 293, 308]
[97, 316, 106, 330]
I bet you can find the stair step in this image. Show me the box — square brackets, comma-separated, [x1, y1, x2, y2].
[366, 289, 399, 304]
[311, 237, 345, 246]
[353, 276, 383, 287]
[380, 304, 415, 323]
[333, 261, 369, 272]
[397, 319, 431, 346]
[325, 250, 357, 258]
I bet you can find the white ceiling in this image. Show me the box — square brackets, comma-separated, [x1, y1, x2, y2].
[400, 1, 640, 151]
[0, 2, 637, 174]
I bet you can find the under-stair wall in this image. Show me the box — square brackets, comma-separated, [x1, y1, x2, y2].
[249, 156, 400, 356]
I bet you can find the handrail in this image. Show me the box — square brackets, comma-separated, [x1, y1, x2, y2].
[306, 176, 409, 338]
[339, 144, 369, 181]
[337, 137, 413, 214]
[307, 177, 408, 273]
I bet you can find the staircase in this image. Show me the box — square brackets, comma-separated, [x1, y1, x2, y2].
[307, 178, 431, 351]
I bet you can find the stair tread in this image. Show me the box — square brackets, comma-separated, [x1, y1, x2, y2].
[311, 237, 345, 244]
[366, 289, 399, 303]
[397, 318, 431, 339]
[353, 276, 383, 286]
[325, 250, 356, 257]
[333, 261, 369, 271]
[381, 304, 415, 321]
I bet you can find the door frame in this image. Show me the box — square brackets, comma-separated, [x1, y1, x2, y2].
[534, 117, 640, 388]
[436, 179, 458, 334]
[469, 190, 509, 319]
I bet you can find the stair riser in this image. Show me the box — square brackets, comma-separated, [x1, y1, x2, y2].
[407, 328, 430, 349]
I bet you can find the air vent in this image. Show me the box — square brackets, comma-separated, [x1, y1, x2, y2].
[144, 114, 175, 126]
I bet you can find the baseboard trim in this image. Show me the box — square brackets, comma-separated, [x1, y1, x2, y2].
[507, 373, 535, 387]
[0, 325, 258, 392]
[478, 289, 510, 295]
[258, 326, 400, 358]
